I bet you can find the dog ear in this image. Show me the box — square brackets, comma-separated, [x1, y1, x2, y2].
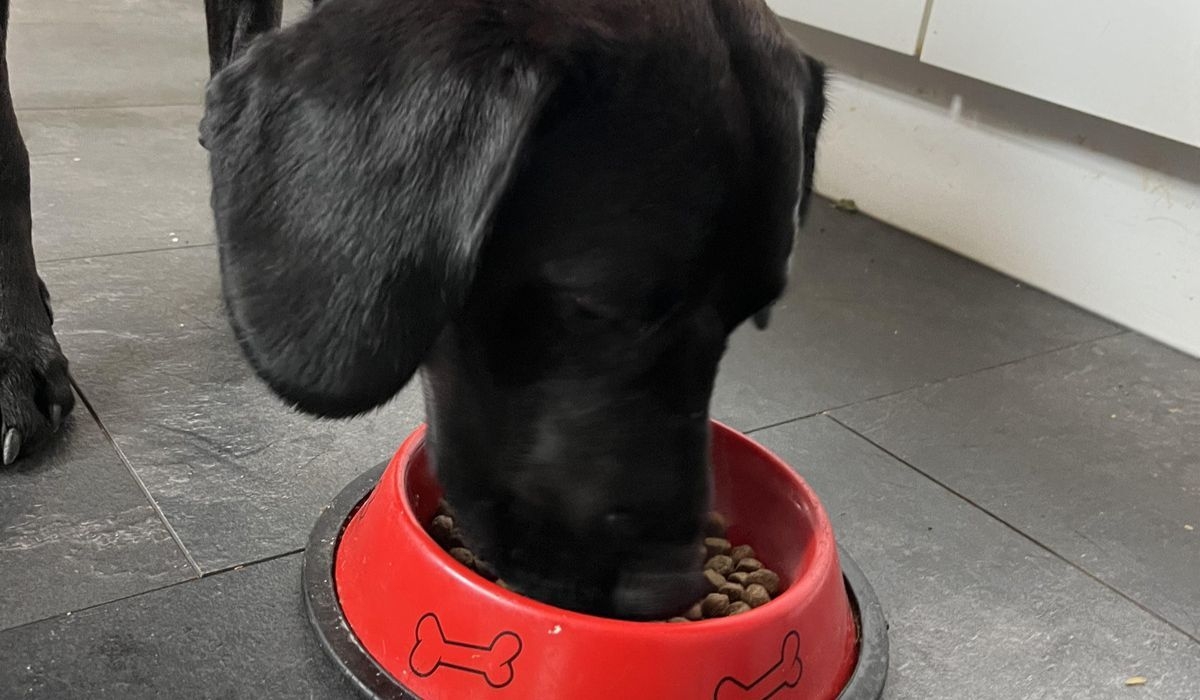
[747, 51, 825, 332]
[200, 4, 556, 418]
[707, 2, 827, 331]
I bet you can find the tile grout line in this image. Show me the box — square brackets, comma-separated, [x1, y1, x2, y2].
[745, 411, 824, 436]
[0, 548, 303, 635]
[40, 242, 216, 265]
[743, 328, 1132, 436]
[195, 548, 303, 579]
[825, 413, 1200, 648]
[69, 377, 205, 578]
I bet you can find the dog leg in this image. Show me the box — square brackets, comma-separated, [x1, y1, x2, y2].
[0, 2, 75, 466]
[203, 0, 282, 76]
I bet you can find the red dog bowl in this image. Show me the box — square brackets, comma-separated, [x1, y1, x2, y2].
[304, 421, 888, 699]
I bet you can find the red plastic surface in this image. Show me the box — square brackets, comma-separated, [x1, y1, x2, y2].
[335, 422, 858, 699]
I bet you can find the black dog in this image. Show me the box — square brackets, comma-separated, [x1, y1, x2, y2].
[0, 0, 282, 465]
[4, 0, 825, 620]
[202, 0, 825, 619]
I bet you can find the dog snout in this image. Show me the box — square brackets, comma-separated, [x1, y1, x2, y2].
[611, 543, 707, 619]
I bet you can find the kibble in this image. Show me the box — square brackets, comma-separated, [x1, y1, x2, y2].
[718, 581, 745, 602]
[426, 504, 785, 623]
[430, 514, 458, 546]
[743, 583, 771, 608]
[745, 568, 781, 596]
[703, 569, 727, 591]
[729, 544, 755, 563]
[735, 557, 763, 573]
[704, 537, 732, 558]
[448, 547, 475, 569]
[701, 593, 731, 618]
[705, 554, 734, 576]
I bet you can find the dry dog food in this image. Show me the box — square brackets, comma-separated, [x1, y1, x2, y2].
[427, 502, 783, 621]
[665, 513, 782, 622]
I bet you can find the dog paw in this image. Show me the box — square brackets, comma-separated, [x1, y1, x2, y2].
[0, 285, 75, 466]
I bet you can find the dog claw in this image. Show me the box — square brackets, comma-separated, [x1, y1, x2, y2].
[50, 404, 63, 433]
[752, 306, 772, 330]
[3, 429, 21, 466]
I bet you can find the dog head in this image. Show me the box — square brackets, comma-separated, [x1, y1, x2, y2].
[202, 0, 825, 619]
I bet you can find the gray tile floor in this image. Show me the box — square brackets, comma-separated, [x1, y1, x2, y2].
[1, 2, 1197, 698]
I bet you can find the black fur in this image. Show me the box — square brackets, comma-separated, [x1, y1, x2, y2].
[204, 0, 825, 619]
[0, 0, 281, 465]
[201, 3, 558, 418]
[0, 0, 75, 465]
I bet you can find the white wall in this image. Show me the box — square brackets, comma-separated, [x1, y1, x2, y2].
[767, 0, 929, 54]
[784, 20, 1200, 358]
[921, 0, 1200, 149]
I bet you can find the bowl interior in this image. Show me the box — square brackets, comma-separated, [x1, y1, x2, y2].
[401, 421, 826, 622]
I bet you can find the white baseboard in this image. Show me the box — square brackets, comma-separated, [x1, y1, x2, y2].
[786, 21, 1200, 358]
